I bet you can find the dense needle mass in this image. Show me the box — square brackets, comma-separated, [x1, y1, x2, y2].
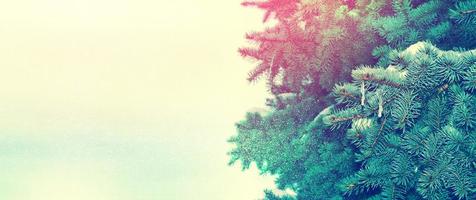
[229, 0, 476, 199]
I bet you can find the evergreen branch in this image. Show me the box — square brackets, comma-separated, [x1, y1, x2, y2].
[352, 66, 406, 88]
[330, 94, 399, 125]
[371, 116, 387, 153]
[461, 9, 476, 15]
[360, 75, 403, 88]
[329, 114, 366, 124]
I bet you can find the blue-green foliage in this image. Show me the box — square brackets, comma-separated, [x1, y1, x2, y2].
[369, 0, 476, 67]
[228, 98, 357, 199]
[325, 42, 476, 199]
[230, 43, 476, 200]
[230, 0, 476, 199]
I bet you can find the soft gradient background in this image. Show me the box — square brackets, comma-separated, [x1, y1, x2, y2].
[0, 0, 275, 199]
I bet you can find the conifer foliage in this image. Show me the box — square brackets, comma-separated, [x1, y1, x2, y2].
[326, 42, 476, 199]
[230, 0, 476, 199]
[239, 0, 378, 97]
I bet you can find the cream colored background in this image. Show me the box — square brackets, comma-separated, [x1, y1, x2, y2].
[0, 0, 275, 199]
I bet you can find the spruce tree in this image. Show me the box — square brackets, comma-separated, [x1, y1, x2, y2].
[326, 42, 476, 199]
[229, 0, 476, 199]
[239, 0, 379, 99]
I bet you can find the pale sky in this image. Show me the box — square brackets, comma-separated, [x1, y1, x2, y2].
[0, 0, 275, 199]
